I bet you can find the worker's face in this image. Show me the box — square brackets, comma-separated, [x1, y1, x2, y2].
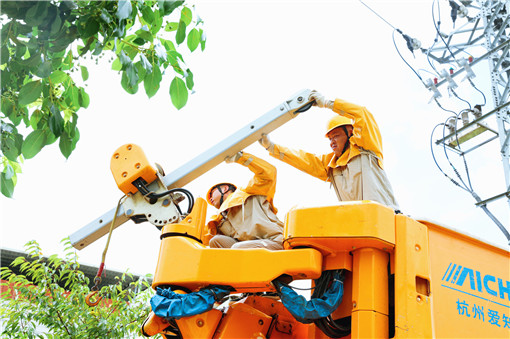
[327, 126, 352, 157]
[209, 185, 229, 209]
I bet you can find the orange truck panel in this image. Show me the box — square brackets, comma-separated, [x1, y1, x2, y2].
[152, 236, 322, 293]
[422, 220, 510, 339]
[176, 309, 223, 339]
[394, 214, 433, 338]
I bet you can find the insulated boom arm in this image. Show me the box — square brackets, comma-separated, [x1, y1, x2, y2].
[70, 89, 314, 249]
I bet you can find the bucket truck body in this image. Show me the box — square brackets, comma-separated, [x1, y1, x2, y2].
[69, 90, 509, 338]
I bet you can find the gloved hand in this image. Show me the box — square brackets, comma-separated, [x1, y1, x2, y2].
[225, 151, 243, 164]
[310, 90, 334, 109]
[259, 133, 273, 150]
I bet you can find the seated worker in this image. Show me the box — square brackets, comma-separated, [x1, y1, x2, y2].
[206, 151, 284, 250]
[259, 90, 399, 212]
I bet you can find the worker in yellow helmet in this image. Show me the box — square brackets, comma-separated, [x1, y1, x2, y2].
[205, 151, 284, 250]
[259, 90, 399, 211]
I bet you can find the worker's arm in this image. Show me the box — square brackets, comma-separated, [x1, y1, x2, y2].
[267, 143, 331, 182]
[232, 152, 278, 200]
[331, 99, 384, 158]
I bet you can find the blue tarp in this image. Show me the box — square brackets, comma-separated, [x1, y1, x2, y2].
[275, 272, 344, 324]
[150, 285, 231, 320]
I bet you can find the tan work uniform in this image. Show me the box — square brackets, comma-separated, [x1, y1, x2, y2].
[268, 99, 399, 211]
[207, 153, 284, 250]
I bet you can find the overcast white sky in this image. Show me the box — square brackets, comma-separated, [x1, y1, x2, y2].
[1, 0, 509, 276]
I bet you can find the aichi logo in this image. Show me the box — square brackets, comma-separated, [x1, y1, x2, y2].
[442, 263, 510, 302]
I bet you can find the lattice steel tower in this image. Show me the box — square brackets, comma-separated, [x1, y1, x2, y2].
[422, 0, 509, 241]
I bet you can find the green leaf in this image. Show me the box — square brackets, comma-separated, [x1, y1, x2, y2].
[126, 64, 139, 87]
[169, 77, 187, 110]
[78, 16, 100, 40]
[10, 160, 22, 174]
[158, 0, 184, 15]
[92, 40, 104, 55]
[62, 50, 74, 70]
[25, 1, 48, 27]
[1, 137, 20, 162]
[154, 42, 167, 61]
[1, 45, 10, 65]
[119, 50, 132, 68]
[117, 0, 133, 20]
[160, 38, 176, 52]
[49, 70, 68, 84]
[121, 65, 139, 94]
[21, 130, 47, 159]
[44, 128, 57, 146]
[200, 29, 206, 51]
[80, 66, 89, 81]
[104, 39, 116, 51]
[164, 22, 179, 32]
[9, 109, 24, 127]
[185, 69, 194, 90]
[175, 20, 186, 45]
[79, 88, 90, 108]
[144, 66, 162, 98]
[4, 164, 15, 180]
[112, 58, 122, 71]
[50, 13, 62, 37]
[35, 61, 53, 78]
[135, 28, 153, 43]
[70, 113, 78, 135]
[150, 9, 163, 35]
[139, 53, 153, 73]
[1, 97, 15, 118]
[49, 106, 64, 137]
[122, 43, 139, 60]
[64, 85, 80, 110]
[168, 51, 185, 76]
[72, 127, 80, 146]
[133, 37, 146, 45]
[59, 131, 73, 159]
[114, 19, 127, 37]
[100, 8, 112, 24]
[187, 28, 200, 52]
[180, 6, 192, 26]
[0, 172, 14, 198]
[141, 6, 155, 23]
[18, 81, 42, 106]
[29, 109, 43, 129]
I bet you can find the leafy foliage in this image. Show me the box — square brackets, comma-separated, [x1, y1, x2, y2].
[0, 0, 206, 197]
[1, 239, 153, 338]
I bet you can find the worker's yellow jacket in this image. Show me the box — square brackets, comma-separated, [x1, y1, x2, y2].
[269, 98, 399, 210]
[207, 152, 284, 242]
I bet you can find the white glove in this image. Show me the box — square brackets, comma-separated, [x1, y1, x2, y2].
[310, 90, 333, 109]
[225, 151, 243, 164]
[258, 134, 273, 151]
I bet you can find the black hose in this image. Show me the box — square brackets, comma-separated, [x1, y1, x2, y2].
[151, 188, 195, 214]
[132, 179, 195, 214]
[311, 270, 350, 338]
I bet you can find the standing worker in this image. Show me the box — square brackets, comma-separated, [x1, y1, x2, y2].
[206, 151, 284, 250]
[259, 90, 399, 212]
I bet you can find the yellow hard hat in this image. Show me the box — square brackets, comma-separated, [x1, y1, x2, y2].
[325, 115, 353, 137]
[206, 182, 237, 206]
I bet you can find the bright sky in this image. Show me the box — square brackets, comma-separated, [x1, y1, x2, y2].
[1, 0, 509, 277]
